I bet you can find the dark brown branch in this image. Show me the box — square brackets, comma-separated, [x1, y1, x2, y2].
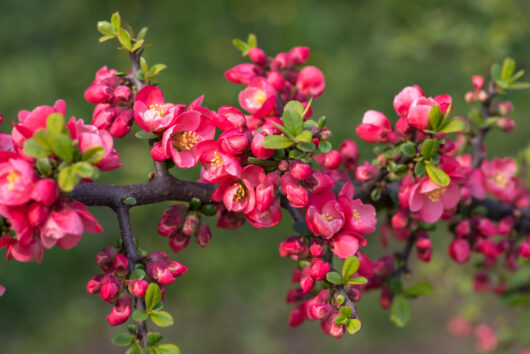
[470, 80, 497, 169]
[114, 204, 148, 347]
[391, 232, 416, 279]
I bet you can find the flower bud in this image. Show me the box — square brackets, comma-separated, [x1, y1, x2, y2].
[472, 75, 484, 91]
[182, 214, 200, 236]
[300, 267, 315, 293]
[497, 117, 515, 132]
[344, 284, 362, 302]
[339, 140, 359, 170]
[113, 254, 129, 276]
[447, 316, 472, 338]
[84, 84, 114, 104]
[100, 276, 121, 303]
[158, 205, 187, 237]
[309, 259, 330, 281]
[455, 219, 471, 238]
[166, 260, 188, 278]
[248, 48, 267, 66]
[251, 132, 274, 159]
[416, 231, 431, 262]
[270, 52, 288, 71]
[320, 314, 345, 338]
[497, 216, 514, 235]
[218, 129, 250, 155]
[31, 179, 59, 206]
[147, 263, 176, 286]
[391, 209, 408, 229]
[464, 91, 475, 103]
[92, 103, 118, 130]
[128, 280, 149, 298]
[305, 172, 334, 194]
[266, 71, 285, 91]
[279, 236, 308, 258]
[520, 237, 530, 259]
[477, 90, 488, 102]
[96, 247, 117, 272]
[168, 231, 190, 254]
[495, 101, 513, 115]
[110, 109, 133, 138]
[224, 63, 262, 85]
[296, 66, 325, 98]
[27, 202, 48, 227]
[315, 150, 341, 169]
[449, 238, 470, 264]
[288, 305, 306, 327]
[355, 161, 377, 182]
[114, 85, 133, 102]
[474, 272, 490, 292]
[106, 294, 131, 326]
[310, 239, 324, 258]
[196, 223, 212, 248]
[289, 160, 313, 180]
[86, 274, 106, 294]
[286, 288, 304, 303]
[288, 47, 310, 66]
[379, 285, 393, 309]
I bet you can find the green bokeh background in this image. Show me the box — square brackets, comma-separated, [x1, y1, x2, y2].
[0, 0, 529, 353]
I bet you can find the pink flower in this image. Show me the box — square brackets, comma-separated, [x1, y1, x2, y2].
[337, 182, 377, 235]
[281, 172, 309, 208]
[225, 63, 263, 85]
[12, 99, 66, 154]
[296, 66, 325, 98]
[133, 86, 183, 133]
[128, 280, 149, 298]
[40, 200, 102, 249]
[198, 141, 241, 183]
[67, 118, 122, 171]
[248, 48, 267, 66]
[314, 150, 341, 169]
[161, 110, 215, 168]
[106, 294, 131, 326]
[356, 110, 395, 143]
[449, 238, 470, 264]
[355, 161, 377, 182]
[320, 314, 345, 338]
[212, 165, 264, 214]
[157, 204, 187, 237]
[306, 191, 345, 239]
[393, 85, 425, 117]
[474, 324, 498, 353]
[480, 158, 517, 202]
[214, 106, 247, 132]
[238, 77, 276, 116]
[0, 152, 35, 205]
[339, 140, 359, 170]
[288, 47, 310, 66]
[245, 196, 282, 228]
[409, 178, 460, 223]
[331, 232, 360, 259]
[406, 94, 452, 130]
[251, 131, 275, 159]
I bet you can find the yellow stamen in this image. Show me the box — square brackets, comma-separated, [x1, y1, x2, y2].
[211, 152, 224, 170]
[233, 183, 247, 202]
[493, 172, 509, 188]
[253, 90, 267, 106]
[427, 188, 446, 202]
[149, 104, 167, 116]
[321, 213, 333, 222]
[173, 131, 199, 151]
[6, 170, 20, 191]
[352, 208, 362, 224]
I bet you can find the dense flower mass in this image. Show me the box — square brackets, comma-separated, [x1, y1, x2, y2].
[1, 14, 530, 353]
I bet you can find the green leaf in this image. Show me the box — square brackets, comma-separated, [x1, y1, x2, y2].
[131, 39, 145, 52]
[32, 129, 52, 149]
[46, 113, 65, 137]
[428, 105, 443, 131]
[137, 27, 148, 41]
[271, 122, 294, 137]
[336, 295, 345, 305]
[289, 149, 305, 160]
[404, 282, 434, 296]
[491, 63, 502, 82]
[145, 283, 162, 311]
[420, 139, 440, 160]
[99, 35, 114, 43]
[123, 196, 137, 205]
[148, 64, 167, 77]
[295, 130, 312, 143]
[334, 314, 348, 326]
[342, 256, 360, 283]
[282, 110, 303, 137]
[318, 116, 327, 129]
[390, 295, 411, 328]
[501, 57, 516, 81]
[110, 12, 121, 30]
[284, 100, 305, 115]
[470, 108, 483, 125]
[339, 306, 352, 318]
[347, 276, 368, 285]
[117, 28, 132, 51]
[57, 166, 79, 192]
[296, 142, 315, 152]
[262, 135, 293, 149]
[414, 160, 426, 178]
[303, 119, 318, 129]
[389, 278, 403, 294]
[247, 33, 257, 48]
[97, 21, 116, 36]
[247, 157, 278, 168]
[130, 269, 146, 280]
[82, 146, 105, 164]
[157, 344, 180, 354]
[23, 138, 52, 158]
[51, 134, 74, 162]
[318, 140, 332, 154]
[135, 130, 157, 140]
[346, 319, 362, 335]
[150, 310, 174, 327]
[425, 164, 450, 187]
[140, 57, 149, 75]
[440, 119, 467, 133]
[73, 162, 97, 178]
[147, 332, 163, 346]
[132, 309, 149, 322]
[400, 143, 416, 158]
[326, 272, 343, 285]
[511, 82, 530, 90]
[111, 333, 133, 346]
[36, 157, 52, 176]
[232, 39, 250, 55]
[125, 346, 136, 354]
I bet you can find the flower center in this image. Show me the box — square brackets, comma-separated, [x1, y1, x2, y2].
[6, 170, 20, 191]
[233, 183, 247, 202]
[321, 213, 333, 222]
[352, 208, 362, 224]
[492, 171, 509, 188]
[211, 151, 224, 170]
[172, 131, 198, 151]
[253, 90, 267, 106]
[427, 188, 446, 202]
[149, 104, 167, 116]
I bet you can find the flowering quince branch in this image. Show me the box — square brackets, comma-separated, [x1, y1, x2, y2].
[1, 12, 530, 353]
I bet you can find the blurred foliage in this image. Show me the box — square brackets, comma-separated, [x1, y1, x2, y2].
[0, 0, 529, 353]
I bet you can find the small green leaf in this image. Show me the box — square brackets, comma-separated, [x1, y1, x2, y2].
[370, 188, 381, 201]
[117, 28, 132, 50]
[157, 344, 180, 354]
[420, 139, 440, 160]
[147, 332, 163, 346]
[272, 122, 294, 137]
[82, 146, 105, 164]
[336, 295, 345, 305]
[440, 119, 467, 133]
[137, 27, 148, 41]
[123, 196, 137, 205]
[282, 110, 303, 137]
[32, 129, 52, 149]
[511, 82, 530, 90]
[73, 162, 97, 178]
[45, 113, 65, 137]
[317, 116, 327, 129]
[262, 135, 293, 149]
[390, 295, 411, 328]
[127, 324, 137, 335]
[148, 64, 167, 77]
[400, 143, 416, 158]
[296, 142, 315, 152]
[36, 157, 52, 176]
[150, 310, 174, 327]
[247, 33, 257, 48]
[342, 256, 360, 282]
[390, 278, 403, 294]
[135, 130, 157, 140]
[110, 12, 121, 30]
[425, 164, 450, 187]
[295, 130, 312, 143]
[125, 346, 136, 354]
[140, 57, 149, 75]
[232, 39, 250, 55]
[334, 314, 348, 326]
[131, 39, 144, 52]
[145, 283, 162, 311]
[339, 306, 352, 318]
[51, 134, 74, 162]
[404, 282, 434, 296]
[346, 319, 362, 335]
[317, 140, 331, 154]
[501, 57, 516, 82]
[470, 108, 483, 125]
[111, 333, 133, 346]
[414, 160, 426, 178]
[97, 21, 116, 36]
[289, 149, 305, 160]
[428, 105, 443, 131]
[491, 63, 502, 82]
[57, 166, 79, 192]
[99, 35, 114, 43]
[303, 120, 318, 129]
[347, 276, 368, 285]
[132, 309, 149, 322]
[23, 138, 52, 158]
[326, 272, 343, 285]
[284, 100, 305, 115]
[130, 269, 146, 280]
